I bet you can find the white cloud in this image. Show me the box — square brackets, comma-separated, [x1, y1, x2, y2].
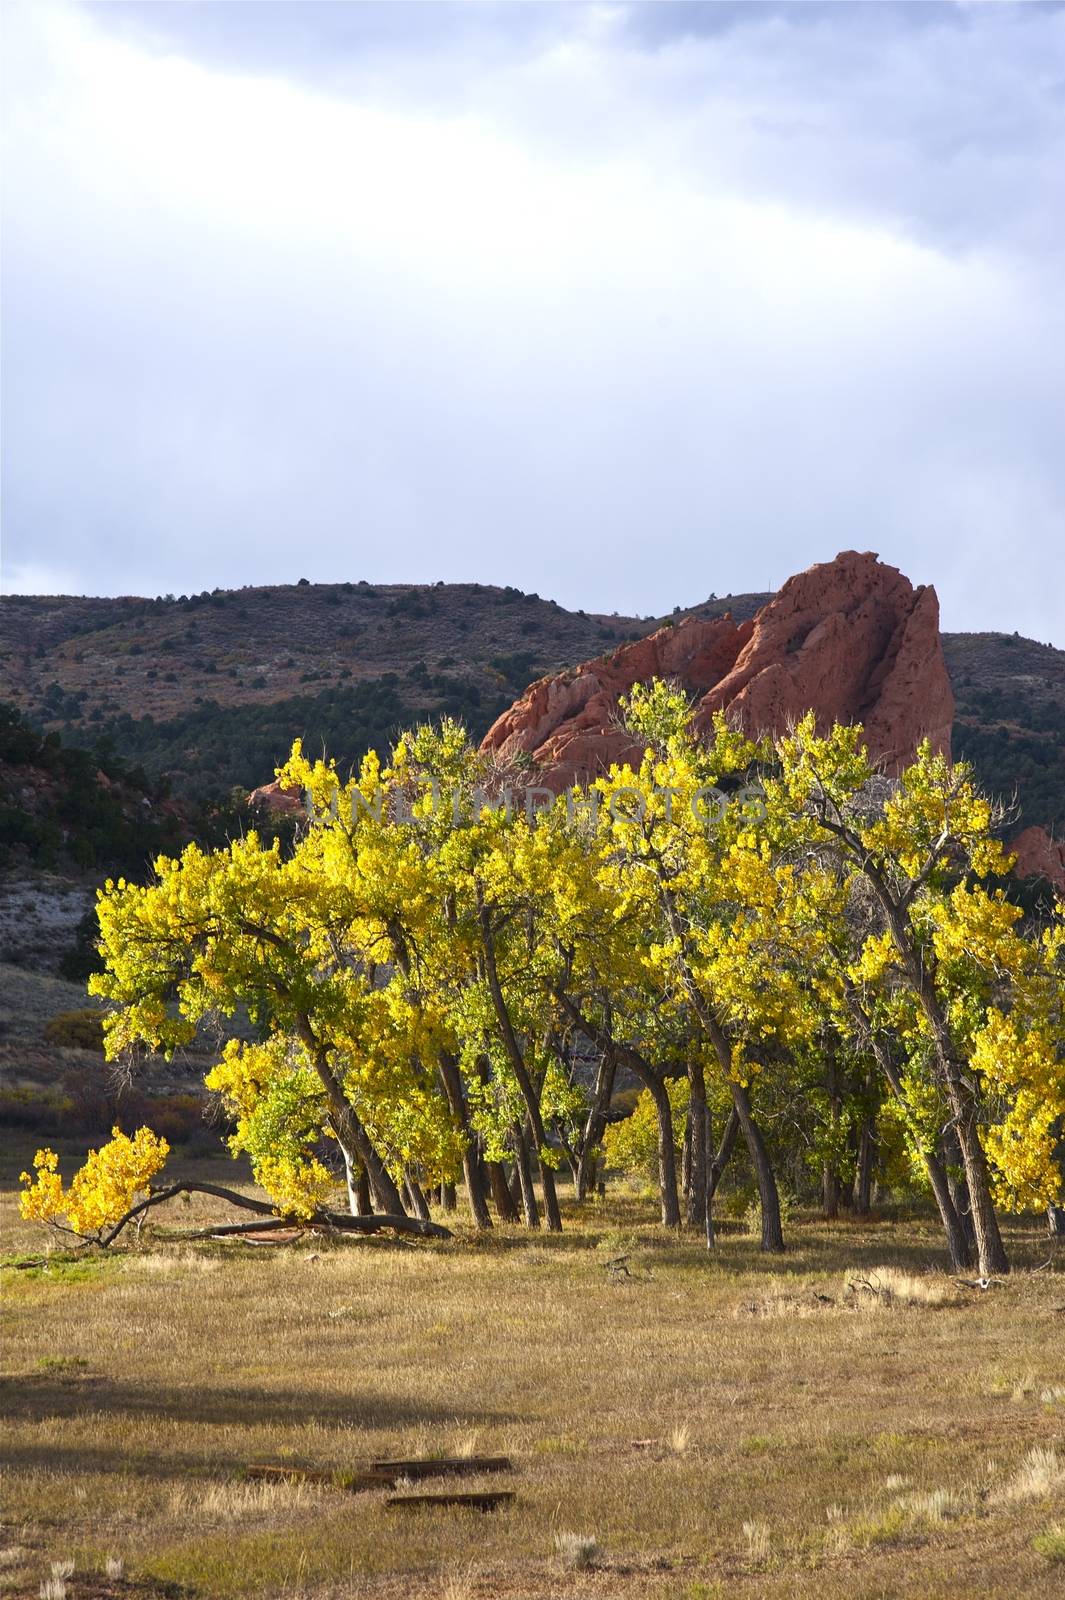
[2, 0, 1063, 642]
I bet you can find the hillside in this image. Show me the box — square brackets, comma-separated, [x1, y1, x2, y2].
[1, 580, 1062, 831]
[944, 631, 1065, 833]
[0, 581, 761, 801]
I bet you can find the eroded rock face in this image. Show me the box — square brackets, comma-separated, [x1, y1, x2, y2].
[1010, 826, 1065, 894]
[480, 551, 954, 788]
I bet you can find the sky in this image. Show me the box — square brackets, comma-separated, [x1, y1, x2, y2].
[2, 1, 1064, 643]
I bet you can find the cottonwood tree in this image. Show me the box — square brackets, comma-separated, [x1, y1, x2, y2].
[765, 718, 1065, 1277]
[84, 700, 1062, 1264]
[581, 683, 827, 1252]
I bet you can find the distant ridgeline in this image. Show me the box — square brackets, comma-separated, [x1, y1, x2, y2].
[0, 575, 1062, 835]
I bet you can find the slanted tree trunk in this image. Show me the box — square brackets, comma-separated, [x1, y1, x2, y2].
[437, 1048, 492, 1229]
[941, 1078, 1006, 1277]
[297, 1017, 406, 1216]
[730, 1078, 785, 1252]
[575, 1045, 617, 1201]
[704, 1105, 739, 1248]
[679, 969, 783, 1252]
[404, 1173, 431, 1222]
[510, 1123, 541, 1228]
[709, 1107, 739, 1201]
[96, 1180, 451, 1247]
[703, 1103, 738, 1249]
[924, 1144, 975, 1271]
[552, 988, 681, 1229]
[477, 892, 562, 1231]
[607, 1049, 681, 1229]
[661, 916, 784, 1253]
[845, 987, 974, 1270]
[862, 870, 1009, 1278]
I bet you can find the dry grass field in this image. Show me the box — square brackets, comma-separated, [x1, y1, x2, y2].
[2, 1162, 1064, 1600]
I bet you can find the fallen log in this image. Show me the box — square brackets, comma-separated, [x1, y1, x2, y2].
[247, 1464, 393, 1492]
[372, 1456, 512, 1480]
[386, 1490, 515, 1512]
[93, 1182, 452, 1247]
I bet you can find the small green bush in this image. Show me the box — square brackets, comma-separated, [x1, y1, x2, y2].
[43, 1010, 105, 1051]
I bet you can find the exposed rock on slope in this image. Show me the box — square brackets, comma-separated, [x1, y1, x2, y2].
[481, 552, 954, 788]
[1010, 826, 1065, 894]
[247, 777, 306, 819]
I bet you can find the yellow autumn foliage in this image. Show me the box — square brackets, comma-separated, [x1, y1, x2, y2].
[19, 1126, 170, 1237]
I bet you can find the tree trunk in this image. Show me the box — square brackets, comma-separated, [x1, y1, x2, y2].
[404, 1173, 431, 1222]
[477, 892, 562, 1231]
[708, 1107, 740, 1201]
[665, 939, 784, 1252]
[845, 988, 974, 1270]
[863, 877, 1009, 1278]
[941, 1124, 979, 1266]
[576, 1049, 617, 1201]
[530, 1129, 562, 1233]
[878, 1045, 972, 1267]
[440, 1182, 457, 1212]
[703, 1104, 737, 1250]
[949, 1108, 1007, 1277]
[338, 1140, 362, 1217]
[854, 1108, 875, 1215]
[686, 1060, 709, 1230]
[96, 1180, 453, 1246]
[924, 1145, 975, 1271]
[822, 1164, 841, 1221]
[511, 1123, 541, 1228]
[296, 1017, 406, 1216]
[647, 1072, 682, 1229]
[822, 1054, 842, 1220]
[681, 1102, 693, 1209]
[437, 1049, 492, 1230]
[549, 988, 680, 1228]
[486, 1160, 521, 1223]
[730, 1079, 785, 1252]
[1048, 1204, 1065, 1238]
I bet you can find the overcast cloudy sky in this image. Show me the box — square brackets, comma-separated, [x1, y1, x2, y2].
[2, 1, 1064, 641]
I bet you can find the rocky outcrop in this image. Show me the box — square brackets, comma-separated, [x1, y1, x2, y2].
[481, 552, 954, 788]
[247, 778, 305, 819]
[1010, 826, 1065, 894]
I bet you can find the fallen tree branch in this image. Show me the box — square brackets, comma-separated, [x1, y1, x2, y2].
[96, 1181, 452, 1247]
[99, 1180, 278, 1247]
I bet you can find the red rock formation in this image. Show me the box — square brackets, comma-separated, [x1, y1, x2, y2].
[481, 551, 954, 788]
[247, 777, 305, 819]
[1010, 826, 1065, 894]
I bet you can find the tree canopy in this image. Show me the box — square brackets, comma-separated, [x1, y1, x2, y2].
[24, 687, 1063, 1275]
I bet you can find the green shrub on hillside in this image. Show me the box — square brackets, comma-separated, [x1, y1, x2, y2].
[43, 1010, 105, 1051]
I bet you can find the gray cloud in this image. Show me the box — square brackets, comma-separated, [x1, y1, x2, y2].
[2, 0, 1063, 644]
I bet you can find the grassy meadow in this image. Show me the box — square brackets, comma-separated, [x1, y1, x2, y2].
[2, 1158, 1064, 1600]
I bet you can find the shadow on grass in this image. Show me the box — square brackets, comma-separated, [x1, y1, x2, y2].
[0, 1375, 517, 1433]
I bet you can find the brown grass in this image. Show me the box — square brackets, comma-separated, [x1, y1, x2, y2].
[0, 1159, 1063, 1599]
